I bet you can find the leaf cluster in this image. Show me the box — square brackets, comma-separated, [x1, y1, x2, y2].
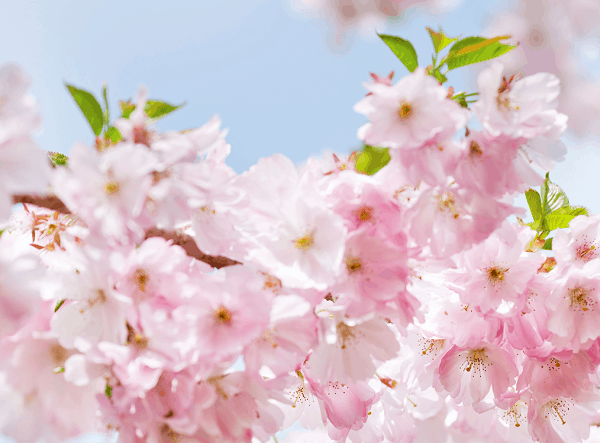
[522, 173, 589, 251]
[377, 28, 517, 109]
[378, 29, 516, 82]
[65, 82, 184, 147]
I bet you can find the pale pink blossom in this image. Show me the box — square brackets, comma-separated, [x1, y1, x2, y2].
[434, 342, 518, 406]
[545, 260, 600, 352]
[354, 68, 469, 150]
[52, 142, 158, 244]
[472, 61, 568, 140]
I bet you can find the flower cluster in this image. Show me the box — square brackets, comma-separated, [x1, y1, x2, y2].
[0, 46, 599, 443]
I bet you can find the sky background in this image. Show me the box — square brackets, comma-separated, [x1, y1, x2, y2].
[1, 0, 600, 441]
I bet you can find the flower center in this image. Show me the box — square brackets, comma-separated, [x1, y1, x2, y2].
[214, 306, 232, 325]
[469, 141, 483, 159]
[436, 192, 459, 219]
[346, 256, 363, 274]
[357, 206, 373, 222]
[294, 234, 314, 250]
[104, 181, 119, 194]
[419, 338, 445, 358]
[576, 239, 597, 262]
[336, 322, 357, 350]
[133, 269, 149, 292]
[500, 401, 527, 428]
[262, 273, 282, 292]
[461, 348, 489, 373]
[544, 399, 569, 426]
[262, 327, 278, 348]
[486, 265, 509, 287]
[568, 286, 593, 312]
[49, 343, 68, 366]
[398, 102, 413, 120]
[290, 384, 309, 408]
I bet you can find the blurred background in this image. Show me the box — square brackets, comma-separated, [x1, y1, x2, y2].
[1, 0, 600, 441]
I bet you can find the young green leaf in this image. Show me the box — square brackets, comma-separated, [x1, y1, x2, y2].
[542, 238, 553, 250]
[543, 205, 589, 231]
[105, 383, 112, 398]
[426, 27, 458, 54]
[432, 69, 448, 84]
[540, 173, 570, 216]
[544, 212, 578, 231]
[106, 126, 122, 144]
[378, 34, 418, 73]
[48, 152, 69, 168]
[65, 84, 104, 136]
[145, 100, 185, 121]
[525, 189, 542, 222]
[102, 83, 110, 129]
[445, 36, 516, 71]
[355, 145, 391, 176]
[54, 299, 65, 312]
[119, 100, 184, 121]
[120, 100, 136, 119]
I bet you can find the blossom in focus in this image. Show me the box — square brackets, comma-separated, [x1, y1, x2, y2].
[354, 68, 469, 150]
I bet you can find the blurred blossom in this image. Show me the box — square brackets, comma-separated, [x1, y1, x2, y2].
[483, 0, 600, 142]
[289, 0, 457, 48]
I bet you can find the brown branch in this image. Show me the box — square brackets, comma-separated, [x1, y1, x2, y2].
[144, 228, 241, 269]
[12, 194, 72, 214]
[11, 193, 241, 269]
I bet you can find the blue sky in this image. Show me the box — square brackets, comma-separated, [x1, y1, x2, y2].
[2, 0, 600, 441]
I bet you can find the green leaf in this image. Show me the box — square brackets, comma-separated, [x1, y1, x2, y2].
[451, 92, 468, 108]
[543, 205, 589, 231]
[426, 27, 458, 54]
[119, 100, 184, 121]
[49, 152, 69, 167]
[0, 229, 4, 238]
[525, 189, 542, 222]
[106, 126, 122, 144]
[102, 83, 109, 129]
[65, 84, 104, 136]
[526, 220, 542, 232]
[105, 383, 112, 399]
[355, 145, 391, 175]
[542, 238, 553, 250]
[446, 36, 516, 71]
[54, 299, 65, 312]
[120, 100, 136, 119]
[145, 100, 184, 121]
[540, 173, 570, 216]
[378, 34, 418, 73]
[432, 69, 448, 84]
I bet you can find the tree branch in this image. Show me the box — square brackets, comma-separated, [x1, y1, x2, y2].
[144, 228, 241, 269]
[11, 194, 241, 269]
[12, 194, 72, 214]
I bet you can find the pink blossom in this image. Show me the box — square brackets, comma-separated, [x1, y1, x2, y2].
[545, 260, 600, 352]
[0, 64, 41, 144]
[472, 61, 568, 139]
[308, 303, 400, 383]
[52, 142, 158, 244]
[244, 294, 318, 377]
[354, 68, 469, 150]
[528, 393, 600, 443]
[434, 342, 518, 406]
[553, 214, 600, 270]
[446, 221, 544, 317]
[453, 131, 543, 197]
[174, 266, 272, 365]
